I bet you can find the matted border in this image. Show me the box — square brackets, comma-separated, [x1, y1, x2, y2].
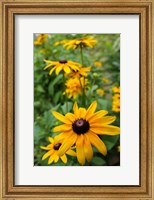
[0, 0, 153, 199]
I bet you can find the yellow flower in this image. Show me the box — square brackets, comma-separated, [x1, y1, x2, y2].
[96, 89, 105, 96]
[64, 77, 88, 99]
[67, 66, 91, 78]
[57, 37, 97, 50]
[94, 61, 102, 68]
[112, 86, 120, 93]
[102, 78, 109, 83]
[54, 40, 67, 46]
[112, 94, 120, 101]
[40, 136, 76, 165]
[112, 100, 120, 112]
[44, 59, 81, 75]
[52, 101, 120, 165]
[34, 34, 48, 45]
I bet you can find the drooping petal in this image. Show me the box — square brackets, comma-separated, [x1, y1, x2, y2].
[48, 153, 56, 164]
[58, 133, 77, 157]
[87, 131, 107, 156]
[42, 150, 54, 160]
[84, 134, 93, 162]
[55, 65, 63, 75]
[76, 135, 85, 165]
[52, 111, 72, 124]
[61, 154, 67, 163]
[85, 101, 97, 120]
[53, 124, 72, 132]
[64, 65, 71, 74]
[49, 66, 56, 75]
[54, 155, 59, 163]
[98, 125, 120, 135]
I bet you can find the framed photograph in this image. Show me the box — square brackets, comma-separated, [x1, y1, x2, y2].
[0, 0, 154, 199]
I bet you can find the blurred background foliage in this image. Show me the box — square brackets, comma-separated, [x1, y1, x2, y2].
[34, 34, 120, 166]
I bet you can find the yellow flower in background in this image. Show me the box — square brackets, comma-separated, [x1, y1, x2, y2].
[102, 78, 109, 83]
[56, 37, 97, 50]
[52, 101, 120, 165]
[34, 34, 48, 45]
[54, 40, 67, 46]
[44, 59, 81, 75]
[112, 86, 120, 93]
[67, 66, 91, 78]
[64, 77, 88, 99]
[94, 61, 102, 68]
[40, 136, 76, 164]
[112, 94, 120, 101]
[96, 89, 105, 96]
[117, 145, 120, 152]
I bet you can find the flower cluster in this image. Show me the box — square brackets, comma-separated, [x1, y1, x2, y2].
[35, 34, 120, 166]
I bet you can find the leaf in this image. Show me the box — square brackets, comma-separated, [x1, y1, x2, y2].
[92, 156, 106, 166]
[61, 102, 73, 114]
[101, 135, 119, 151]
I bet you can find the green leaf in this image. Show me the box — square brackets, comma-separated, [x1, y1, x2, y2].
[101, 135, 119, 151]
[92, 156, 106, 166]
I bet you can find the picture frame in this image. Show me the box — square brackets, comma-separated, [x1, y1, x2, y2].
[0, 0, 153, 199]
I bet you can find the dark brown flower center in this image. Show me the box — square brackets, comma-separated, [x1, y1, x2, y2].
[72, 119, 90, 134]
[59, 60, 67, 64]
[53, 143, 62, 150]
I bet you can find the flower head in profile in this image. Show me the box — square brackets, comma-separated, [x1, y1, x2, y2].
[52, 101, 120, 165]
[40, 136, 76, 164]
[34, 34, 48, 45]
[56, 36, 97, 50]
[64, 77, 88, 99]
[44, 59, 81, 75]
[66, 66, 91, 78]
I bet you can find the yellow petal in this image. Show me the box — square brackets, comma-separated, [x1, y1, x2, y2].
[48, 137, 54, 144]
[58, 133, 77, 157]
[84, 134, 93, 162]
[42, 150, 54, 160]
[54, 155, 59, 163]
[66, 149, 76, 157]
[64, 65, 71, 74]
[65, 113, 76, 122]
[76, 135, 85, 165]
[52, 111, 72, 124]
[60, 154, 67, 163]
[101, 116, 116, 125]
[87, 131, 107, 156]
[55, 65, 63, 75]
[40, 144, 52, 150]
[73, 102, 80, 119]
[88, 110, 108, 123]
[98, 125, 120, 135]
[79, 108, 86, 119]
[53, 124, 71, 132]
[48, 153, 56, 164]
[85, 101, 97, 120]
[49, 66, 56, 75]
[90, 127, 103, 134]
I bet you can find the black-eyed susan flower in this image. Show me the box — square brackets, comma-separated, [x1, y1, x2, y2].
[112, 100, 120, 112]
[34, 34, 48, 45]
[96, 89, 105, 96]
[66, 66, 91, 78]
[52, 101, 120, 165]
[40, 136, 76, 164]
[44, 60, 81, 75]
[55, 37, 97, 50]
[64, 77, 88, 99]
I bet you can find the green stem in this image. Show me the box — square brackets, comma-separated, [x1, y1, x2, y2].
[79, 44, 86, 106]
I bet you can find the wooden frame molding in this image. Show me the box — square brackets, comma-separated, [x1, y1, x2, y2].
[0, 0, 154, 199]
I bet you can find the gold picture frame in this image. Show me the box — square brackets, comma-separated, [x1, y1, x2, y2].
[0, 0, 154, 199]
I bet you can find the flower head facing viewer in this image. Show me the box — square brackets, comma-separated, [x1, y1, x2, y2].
[40, 136, 76, 165]
[52, 101, 120, 165]
[44, 59, 81, 75]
